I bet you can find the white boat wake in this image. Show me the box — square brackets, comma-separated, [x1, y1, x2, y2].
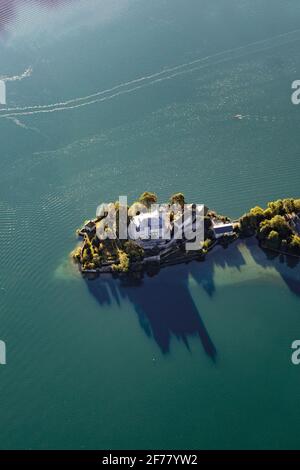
[1, 27, 300, 119]
[2, 66, 33, 82]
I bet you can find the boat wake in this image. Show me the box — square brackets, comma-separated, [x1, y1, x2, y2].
[2, 66, 32, 82]
[1, 28, 300, 119]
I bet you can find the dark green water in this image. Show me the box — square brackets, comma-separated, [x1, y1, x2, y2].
[1, 0, 300, 449]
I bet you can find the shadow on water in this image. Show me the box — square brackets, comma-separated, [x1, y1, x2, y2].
[188, 241, 247, 298]
[85, 238, 300, 360]
[86, 265, 218, 361]
[244, 237, 300, 297]
[85, 242, 247, 361]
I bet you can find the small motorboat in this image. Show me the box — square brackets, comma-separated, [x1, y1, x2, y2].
[233, 114, 244, 120]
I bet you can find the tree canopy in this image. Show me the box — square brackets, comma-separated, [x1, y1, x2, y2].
[138, 192, 158, 208]
[169, 192, 185, 207]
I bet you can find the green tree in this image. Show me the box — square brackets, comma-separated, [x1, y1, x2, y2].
[294, 199, 300, 213]
[263, 208, 273, 219]
[266, 230, 280, 250]
[267, 199, 285, 217]
[258, 222, 271, 241]
[269, 215, 292, 239]
[138, 192, 158, 208]
[283, 198, 295, 214]
[112, 250, 130, 272]
[239, 213, 256, 236]
[249, 206, 265, 225]
[288, 235, 300, 255]
[169, 192, 185, 208]
[123, 240, 144, 261]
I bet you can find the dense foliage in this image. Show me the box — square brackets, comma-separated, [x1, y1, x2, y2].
[138, 192, 158, 208]
[240, 198, 300, 255]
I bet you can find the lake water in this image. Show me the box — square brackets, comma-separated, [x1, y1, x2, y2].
[0, 0, 300, 449]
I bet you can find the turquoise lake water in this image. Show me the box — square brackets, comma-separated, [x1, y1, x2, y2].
[1, 0, 300, 449]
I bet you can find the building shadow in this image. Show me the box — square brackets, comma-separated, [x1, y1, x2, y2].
[86, 263, 219, 361]
[85, 244, 247, 361]
[84, 238, 300, 360]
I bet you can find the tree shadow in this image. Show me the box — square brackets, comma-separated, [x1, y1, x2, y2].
[243, 237, 300, 296]
[86, 265, 218, 361]
[188, 241, 247, 297]
[84, 238, 300, 360]
[85, 243, 247, 361]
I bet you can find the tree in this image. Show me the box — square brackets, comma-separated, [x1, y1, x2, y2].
[112, 250, 130, 272]
[267, 200, 284, 216]
[294, 199, 300, 213]
[266, 230, 280, 250]
[283, 198, 295, 214]
[203, 239, 213, 251]
[250, 206, 265, 224]
[123, 240, 144, 261]
[258, 223, 271, 241]
[92, 254, 102, 267]
[269, 215, 292, 239]
[239, 213, 256, 236]
[263, 208, 273, 219]
[138, 192, 158, 208]
[170, 193, 185, 207]
[288, 235, 300, 255]
[71, 246, 82, 262]
[258, 215, 291, 242]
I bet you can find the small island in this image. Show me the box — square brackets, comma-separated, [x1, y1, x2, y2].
[72, 193, 300, 279]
